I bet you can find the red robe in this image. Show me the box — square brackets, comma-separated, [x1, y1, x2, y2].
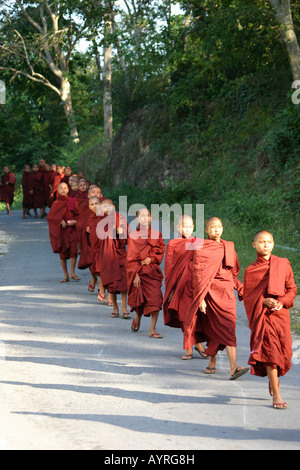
[163, 236, 198, 331]
[127, 227, 165, 316]
[184, 239, 243, 355]
[0, 173, 16, 205]
[47, 195, 79, 260]
[243, 254, 297, 378]
[32, 170, 46, 208]
[22, 172, 34, 209]
[96, 212, 129, 293]
[88, 212, 103, 276]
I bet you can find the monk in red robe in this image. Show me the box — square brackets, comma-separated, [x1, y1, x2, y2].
[32, 163, 47, 217]
[68, 176, 80, 197]
[184, 217, 249, 380]
[243, 230, 297, 409]
[0, 166, 16, 215]
[96, 198, 130, 319]
[47, 182, 80, 283]
[22, 164, 34, 218]
[77, 186, 104, 290]
[127, 208, 165, 338]
[163, 215, 207, 359]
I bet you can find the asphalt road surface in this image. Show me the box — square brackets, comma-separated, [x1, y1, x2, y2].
[0, 210, 299, 451]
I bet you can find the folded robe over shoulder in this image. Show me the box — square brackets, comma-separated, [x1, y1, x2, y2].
[184, 239, 243, 354]
[127, 227, 165, 316]
[163, 236, 199, 331]
[47, 195, 79, 259]
[243, 254, 297, 377]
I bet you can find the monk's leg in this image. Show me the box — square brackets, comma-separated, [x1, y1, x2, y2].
[70, 256, 80, 280]
[121, 292, 130, 318]
[149, 311, 163, 338]
[110, 293, 119, 317]
[6, 202, 11, 215]
[22, 208, 26, 219]
[131, 307, 143, 331]
[97, 277, 106, 303]
[205, 355, 217, 374]
[60, 258, 69, 282]
[267, 366, 286, 409]
[226, 346, 249, 379]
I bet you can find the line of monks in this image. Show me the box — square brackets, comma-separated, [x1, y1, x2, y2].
[4, 161, 299, 410]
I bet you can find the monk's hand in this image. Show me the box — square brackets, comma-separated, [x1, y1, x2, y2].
[67, 220, 77, 226]
[263, 298, 278, 309]
[272, 301, 283, 311]
[116, 226, 123, 235]
[199, 299, 207, 314]
[86, 226, 90, 233]
[141, 257, 151, 266]
[61, 220, 67, 228]
[133, 274, 141, 288]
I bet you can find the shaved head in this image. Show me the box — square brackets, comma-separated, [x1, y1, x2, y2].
[254, 230, 273, 241]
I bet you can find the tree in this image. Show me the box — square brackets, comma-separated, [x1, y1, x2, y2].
[0, 0, 90, 143]
[268, 0, 300, 81]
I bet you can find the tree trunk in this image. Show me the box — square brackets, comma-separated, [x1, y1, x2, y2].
[269, 0, 300, 81]
[61, 77, 80, 144]
[103, 2, 113, 150]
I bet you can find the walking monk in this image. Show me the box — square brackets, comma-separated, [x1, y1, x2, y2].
[163, 215, 207, 359]
[127, 207, 165, 338]
[243, 230, 297, 409]
[96, 198, 130, 319]
[0, 166, 16, 215]
[47, 182, 80, 283]
[184, 217, 249, 379]
[22, 164, 34, 218]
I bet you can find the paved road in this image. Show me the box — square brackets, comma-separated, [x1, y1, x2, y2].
[0, 210, 299, 451]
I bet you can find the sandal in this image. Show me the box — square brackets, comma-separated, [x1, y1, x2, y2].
[88, 282, 95, 292]
[97, 291, 106, 303]
[194, 346, 209, 359]
[205, 367, 217, 375]
[110, 312, 119, 318]
[182, 354, 193, 360]
[122, 312, 131, 319]
[70, 275, 80, 281]
[229, 367, 250, 381]
[149, 332, 163, 339]
[131, 319, 140, 332]
[60, 278, 69, 283]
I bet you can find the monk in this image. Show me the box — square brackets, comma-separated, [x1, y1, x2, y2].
[22, 164, 34, 218]
[68, 176, 80, 197]
[243, 230, 297, 409]
[0, 166, 16, 215]
[184, 217, 249, 380]
[50, 165, 65, 203]
[127, 207, 165, 338]
[96, 198, 130, 319]
[32, 163, 46, 217]
[163, 215, 207, 359]
[47, 182, 80, 283]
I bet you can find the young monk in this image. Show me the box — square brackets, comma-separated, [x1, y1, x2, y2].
[127, 207, 165, 338]
[47, 182, 80, 283]
[96, 198, 130, 319]
[184, 217, 249, 379]
[163, 215, 207, 359]
[32, 163, 46, 217]
[68, 176, 80, 197]
[243, 230, 297, 409]
[22, 164, 34, 218]
[0, 166, 16, 215]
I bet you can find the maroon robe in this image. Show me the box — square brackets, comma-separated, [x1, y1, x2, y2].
[0, 173, 16, 205]
[47, 195, 79, 260]
[163, 236, 197, 331]
[184, 239, 243, 355]
[96, 212, 129, 293]
[22, 171, 34, 209]
[243, 254, 297, 378]
[127, 227, 165, 316]
[32, 170, 46, 209]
